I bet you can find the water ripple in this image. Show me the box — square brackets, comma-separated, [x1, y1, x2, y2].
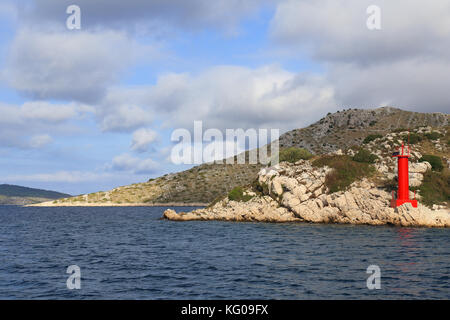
[0, 205, 448, 299]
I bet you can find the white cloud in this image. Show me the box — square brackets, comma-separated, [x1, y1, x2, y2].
[131, 128, 158, 152]
[21, 101, 79, 123]
[0, 100, 90, 149]
[270, 0, 450, 64]
[330, 58, 450, 113]
[0, 101, 81, 125]
[111, 153, 159, 174]
[97, 103, 153, 132]
[98, 65, 336, 133]
[29, 134, 52, 148]
[268, 0, 450, 113]
[3, 29, 137, 103]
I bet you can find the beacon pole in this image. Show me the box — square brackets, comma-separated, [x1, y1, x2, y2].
[391, 134, 418, 208]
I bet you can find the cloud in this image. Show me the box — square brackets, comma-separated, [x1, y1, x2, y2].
[111, 153, 159, 174]
[29, 134, 52, 148]
[0, 101, 88, 126]
[330, 58, 450, 113]
[98, 64, 336, 133]
[97, 103, 154, 132]
[3, 29, 137, 103]
[268, 0, 450, 113]
[0, 101, 79, 125]
[22, 0, 268, 35]
[21, 101, 79, 123]
[0, 100, 89, 149]
[270, 0, 450, 64]
[131, 128, 158, 152]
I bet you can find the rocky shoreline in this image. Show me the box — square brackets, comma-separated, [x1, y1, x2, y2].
[164, 159, 449, 227]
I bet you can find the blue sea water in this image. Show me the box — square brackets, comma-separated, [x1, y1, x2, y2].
[0, 205, 448, 299]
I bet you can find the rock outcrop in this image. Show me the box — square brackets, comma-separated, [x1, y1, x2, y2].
[164, 195, 299, 222]
[164, 160, 449, 227]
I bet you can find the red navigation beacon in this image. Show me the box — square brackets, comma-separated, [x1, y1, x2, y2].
[391, 139, 418, 208]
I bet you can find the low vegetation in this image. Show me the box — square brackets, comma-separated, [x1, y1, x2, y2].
[352, 149, 378, 164]
[394, 131, 443, 145]
[418, 170, 450, 207]
[228, 186, 254, 202]
[278, 147, 313, 163]
[419, 155, 443, 172]
[312, 155, 376, 193]
[363, 134, 382, 144]
[400, 132, 423, 144]
[424, 132, 441, 141]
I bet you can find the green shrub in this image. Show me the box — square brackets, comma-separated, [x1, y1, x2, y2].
[363, 134, 382, 144]
[278, 147, 313, 163]
[424, 132, 441, 141]
[399, 132, 422, 144]
[352, 149, 378, 163]
[419, 170, 450, 206]
[419, 155, 443, 172]
[228, 186, 253, 202]
[408, 132, 422, 144]
[312, 155, 375, 193]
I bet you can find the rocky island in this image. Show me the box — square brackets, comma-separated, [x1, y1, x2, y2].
[164, 126, 450, 227]
[29, 107, 449, 224]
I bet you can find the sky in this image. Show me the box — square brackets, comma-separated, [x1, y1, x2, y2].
[0, 0, 449, 195]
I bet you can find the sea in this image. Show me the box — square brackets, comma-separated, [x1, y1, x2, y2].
[0, 205, 448, 299]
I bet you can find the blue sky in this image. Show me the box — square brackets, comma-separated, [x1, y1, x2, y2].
[0, 0, 449, 195]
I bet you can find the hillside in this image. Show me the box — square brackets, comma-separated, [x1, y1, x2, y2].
[164, 124, 449, 226]
[278, 106, 448, 153]
[32, 106, 449, 206]
[0, 184, 71, 205]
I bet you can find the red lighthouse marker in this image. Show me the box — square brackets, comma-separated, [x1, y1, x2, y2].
[391, 136, 418, 208]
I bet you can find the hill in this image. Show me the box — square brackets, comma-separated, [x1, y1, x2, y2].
[278, 106, 448, 153]
[32, 106, 449, 206]
[164, 123, 449, 226]
[0, 184, 71, 205]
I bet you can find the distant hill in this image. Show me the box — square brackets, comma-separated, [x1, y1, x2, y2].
[35, 106, 449, 206]
[0, 184, 71, 205]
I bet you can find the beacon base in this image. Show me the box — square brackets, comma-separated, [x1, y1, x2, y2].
[390, 199, 418, 208]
